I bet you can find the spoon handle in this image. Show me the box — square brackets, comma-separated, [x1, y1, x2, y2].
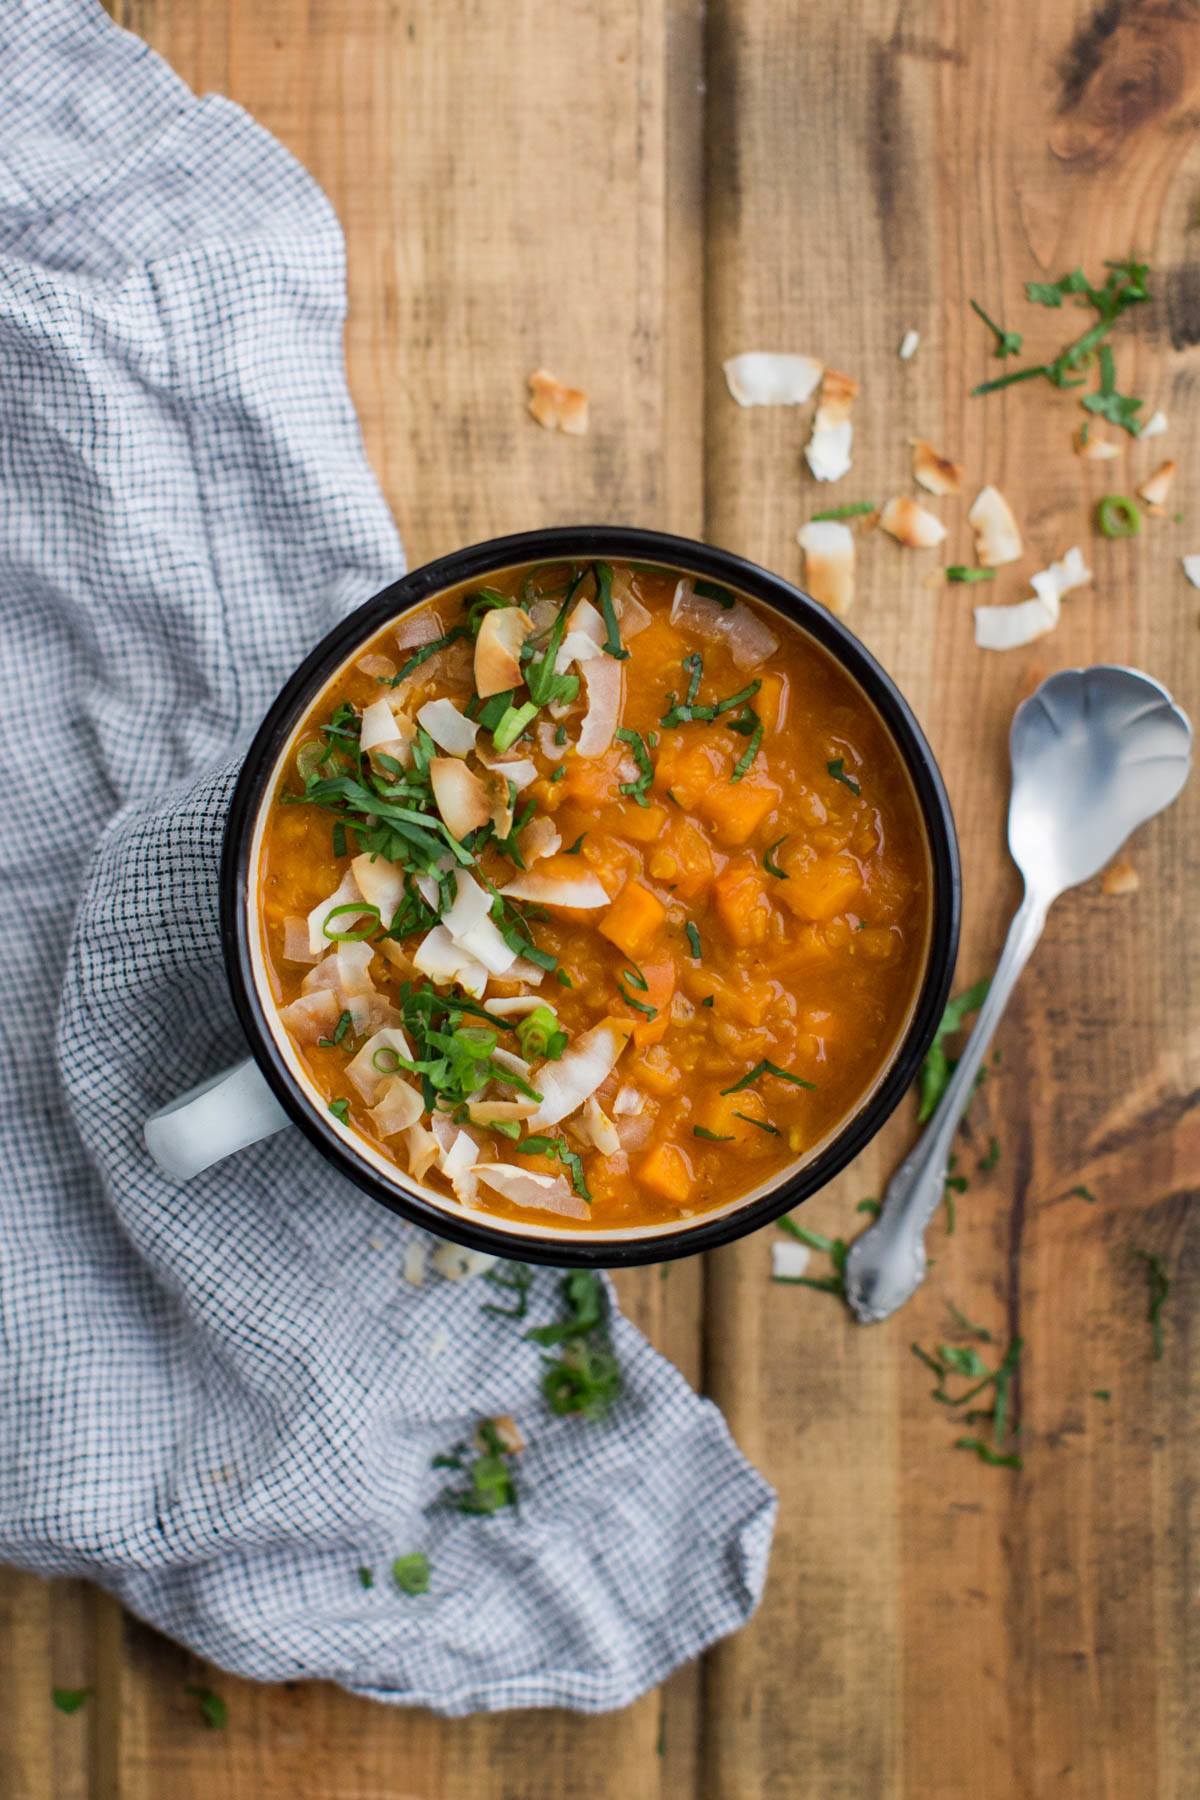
[844, 890, 1048, 1323]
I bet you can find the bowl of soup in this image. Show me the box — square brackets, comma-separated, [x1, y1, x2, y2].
[220, 526, 960, 1265]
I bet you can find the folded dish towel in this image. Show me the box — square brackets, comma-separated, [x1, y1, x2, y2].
[0, 0, 775, 1713]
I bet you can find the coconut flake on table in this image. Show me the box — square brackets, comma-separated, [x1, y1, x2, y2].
[282, 915, 320, 964]
[443, 870, 518, 975]
[346, 1026, 415, 1103]
[772, 1239, 811, 1280]
[804, 368, 858, 483]
[1182, 556, 1200, 589]
[796, 520, 855, 616]
[1141, 409, 1168, 440]
[518, 816, 561, 865]
[475, 606, 534, 697]
[910, 439, 963, 497]
[351, 853, 406, 923]
[500, 868, 610, 910]
[967, 485, 1023, 567]
[1101, 857, 1140, 895]
[278, 988, 340, 1044]
[368, 1078, 425, 1137]
[474, 1163, 589, 1220]
[430, 757, 492, 838]
[898, 329, 920, 360]
[878, 496, 947, 548]
[402, 1239, 427, 1285]
[669, 579, 779, 670]
[527, 368, 589, 435]
[418, 697, 479, 757]
[1073, 425, 1119, 461]
[306, 868, 366, 956]
[580, 1096, 621, 1155]
[576, 653, 623, 756]
[973, 545, 1091, 652]
[528, 1019, 633, 1127]
[413, 924, 489, 998]
[722, 351, 823, 407]
[430, 1238, 497, 1281]
[1138, 460, 1176, 508]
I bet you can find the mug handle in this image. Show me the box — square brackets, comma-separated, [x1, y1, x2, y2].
[144, 1057, 291, 1179]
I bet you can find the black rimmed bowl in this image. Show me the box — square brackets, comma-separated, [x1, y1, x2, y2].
[221, 525, 961, 1267]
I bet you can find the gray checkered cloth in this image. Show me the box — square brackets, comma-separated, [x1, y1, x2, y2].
[0, 0, 775, 1713]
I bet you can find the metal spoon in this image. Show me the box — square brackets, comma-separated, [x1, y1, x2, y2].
[844, 665, 1192, 1324]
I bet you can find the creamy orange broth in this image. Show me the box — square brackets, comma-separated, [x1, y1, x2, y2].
[258, 561, 929, 1230]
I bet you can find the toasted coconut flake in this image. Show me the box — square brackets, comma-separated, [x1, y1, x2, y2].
[347, 1026, 414, 1104]
[529, 1019, 633, 1127]
[910, 439, 963, 497]
[1141, 409, 1168, 440]
[490, 1046, 532, 1082]
[500, 868, 610, 910]
[1101, 857, 1140, 896]
[406, 1124, 440, 1182]
[484, 995, 554, 1018]
[1182, 555, 1200, 589]
[797, 520, 855, 615]
[669, 580, 779, 669]
[481, 768, 515, 839]
[335, 940, 376, 998]
[475, 1162, 588, 1219]
[418, 697, 479, 758]
[612, 1084, 645, 1116]
[538, 721, 568, 761]
[772, 1239, 811, 1280]
[475, 606, 534, 697]
[1138, 460, 1176, 507]
[351, 853, 406, 923]
[282, 915, 320, 964]
[359, 696, 409, 760]
[576, 652, 623, 756]
[1074, 425, 1119, 461]
[306, 868, 366, 957]
[518, 815, 561, 865]
[581, 1096, 621, 1155]
[430, 757, 492, 837]
[615, 1111, 654, 1151]
[722, 351, 823, 407]
[1030, 546, 1091, 613]
[898, 329, 920, 360]
[368, 1078, 425, 1137]
[279, 988, 340, 1044]
[974, 596, 1057, 651]
[444, 871, 518, 976]
[879, 495, 947, 549]
[402, 1239, 426, 1285]
[612, 570, 652, 638]
[506, 955, 547, 986]
[527, 368, 589, 435]
[356, 651, 397, 681]
[413, 924, 489, 997]
[430, 1236, 496, 1280]
[968, 486, 1023, 567]
[476, 749, 539, 790]
[467, 1098, 540, 1125]
[395, 610, 443, 655]
[805, 368, 858, 483]
[439, 1129, 482, 1208]
[346, 992, 402, 1034]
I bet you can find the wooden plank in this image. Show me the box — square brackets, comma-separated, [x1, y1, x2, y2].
[702, 2, 1200, 1797]
[87, 0, 705, 1795]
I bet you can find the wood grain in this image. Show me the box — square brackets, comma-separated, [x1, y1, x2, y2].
[5, 0, 1196, 1794]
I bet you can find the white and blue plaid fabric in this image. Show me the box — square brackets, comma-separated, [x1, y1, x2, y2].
[0, 0, 775, 1712]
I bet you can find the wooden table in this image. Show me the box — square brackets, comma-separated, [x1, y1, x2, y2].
[5, 2, 1197, 1794]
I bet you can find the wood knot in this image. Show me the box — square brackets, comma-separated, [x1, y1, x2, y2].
[1050, 0, 1200, 166]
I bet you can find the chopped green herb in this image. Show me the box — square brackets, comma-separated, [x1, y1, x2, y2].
[519, 1134, 591, 1199]
[524, 569, 587, 709]
[616, 727, 655, 806]
[554, 722, 567, 746]
[436, 1420, 520, 1515]
[528, 1271, 621, 1420]
[388, 625, 471, 688]
[185, 1685, 228, 1730]
[970, 298, 1023, 358]
[1138, 1251, 1169, 1360]
[763, 837, 788, 878]
[917, 978, 989, 1122]
[550, 766, 565, 782]
[694, 1125, 734, 1142]
[1097, 494, 1141, 538]
[1025, 269, 1091, 307]
[978, 1135, 1001, 1173]
[564, 833, 586, 854]
[392, 1552, 431, 1595]
[695, 578, 735, 610]
[722, 1059, 816, 1095]
[593, 561, 629, 661]
[856, 1197, 881, 1217]
[701, 994, 713, 1007]
[556, 968, 574, 988]
[685, 921, 702, 959]
[735, 1112, 780, 1136]
[317, 1009, 354, 1049]
[357, 1565, 374, 1589]
[483, 1260, 533, 1321]
[51, 1688, 90, 1715]
[730, 717, 763, 782]
[946, 1302, 993, 1342]
[945, 566, 994, 583]
[810, 501, 877, 522]
[826, 758, 861, 795]
[331, 820, 347, 858]
[619, 982, 657, 1019]
[1093, 1389, 1111, 1402]
[955, 1437, 1023, 1470]
[1070, 1183, 1096, 1203]
[328, 1097, 351, 1125]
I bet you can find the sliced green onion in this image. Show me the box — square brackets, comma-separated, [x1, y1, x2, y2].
[945, 566, 994, 583]
[494, 701, 539, 752]
[328, 1097, 351, 1124]
[322, 902, 381, 942]
[810, 502, 876, 522]
[1097, 494, 1141, 538]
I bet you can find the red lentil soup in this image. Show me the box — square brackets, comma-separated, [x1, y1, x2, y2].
[256, 560, 930, 1232]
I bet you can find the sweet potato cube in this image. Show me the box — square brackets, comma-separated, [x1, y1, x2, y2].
[681, 965, 770, 1027]
[695, 1090, 767, 1144]
[601, 879, 667, 959]
[599, 800, 669, 844]
[755, 672, 789, 733]
[698, 778, 780, 847]
[778, 851, 863, 922]
[626, 958, 676, 1048]
[638, 1142, 693, 1206]
[713, 855, 771, 946]
[646, 816, 716, 899]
